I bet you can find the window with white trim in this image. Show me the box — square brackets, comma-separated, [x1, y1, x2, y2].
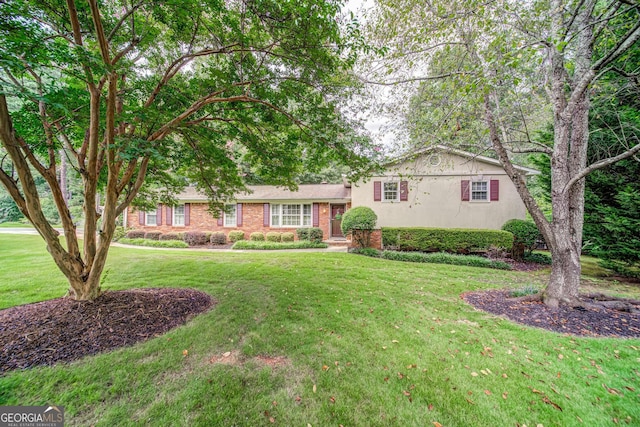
[270, 204, 312, 227]
[224, 204, 237, 227]
[145, 211, 157, 226]
[471, 181, 488, 201]
[383, 182, 399, 202]
[173, 205, 185, 226]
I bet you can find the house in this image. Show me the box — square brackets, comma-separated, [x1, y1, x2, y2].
[125, 184, 352, 241]
[124, 146, 538, 245]
[351, 146, 539, 231]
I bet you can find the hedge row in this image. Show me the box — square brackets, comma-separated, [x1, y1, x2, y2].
[118, 238, 188, 249]
[381, 250, 511, 270]
[381, 227, 513, 253]
[121, 229, 310, 246]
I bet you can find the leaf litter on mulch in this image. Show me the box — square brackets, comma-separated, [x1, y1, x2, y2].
[463, 289, 640, 338]
[0, 288, 213, 373]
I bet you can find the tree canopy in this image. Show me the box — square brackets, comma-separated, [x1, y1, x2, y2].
[0, 0, 376, 300]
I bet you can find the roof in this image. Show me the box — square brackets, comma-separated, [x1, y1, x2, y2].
[177, 184, 351, 203]
[386, 144, 540, 176]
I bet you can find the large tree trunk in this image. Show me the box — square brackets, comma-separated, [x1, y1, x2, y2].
[544, 224, 582, 308]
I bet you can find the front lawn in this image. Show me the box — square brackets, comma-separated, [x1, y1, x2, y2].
[0, 234, 638, 426]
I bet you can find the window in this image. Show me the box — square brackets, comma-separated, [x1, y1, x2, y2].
[471, 181, 488, 201]
[224, 204, 237, 227]
[271, 203, 312, 227]
[173, 205, 185, 226]
[383, 182, 399, 202]
[145, 211, 157, 226]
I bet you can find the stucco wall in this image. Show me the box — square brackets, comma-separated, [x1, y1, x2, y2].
[351, 153, 528, 230]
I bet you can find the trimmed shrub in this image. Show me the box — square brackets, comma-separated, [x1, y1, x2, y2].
[308, 227, 323, 243]
[126, 230, 145, 239]
[160, 233, 181, 241]
[250, 232, 265, 241]
[341, 207, 377, 248]
[523, 252, 552, 265]
[281, 232, 295, 242]
[210, 232, 227, 245]
[228, 230, 245, 242]
[297, 227, 324, 242]
[144, 231, 162, 241]
[184, 231, 208, 246]
[502, 219, 541, 260]
[296, 228, 309, 240]
[381, 250, 511, 270]
[232, 240, 328, 250]
[381, 227, 513, 253]
[204, 232, 212, 242]
[266, 232, 282, 242]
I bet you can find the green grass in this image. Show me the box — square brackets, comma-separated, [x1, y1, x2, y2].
[0, 221, 32, 228]
[1, 234, 639, 426]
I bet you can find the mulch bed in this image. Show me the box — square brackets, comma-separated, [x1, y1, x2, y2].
[463, 289, 640, 338]
[0, 288, 213, 373]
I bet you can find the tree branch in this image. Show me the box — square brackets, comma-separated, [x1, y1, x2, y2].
[564, 142, 640, 192]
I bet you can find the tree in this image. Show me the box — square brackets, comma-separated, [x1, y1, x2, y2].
[0, 0, 375, 300]
[368, 0, 640, 308]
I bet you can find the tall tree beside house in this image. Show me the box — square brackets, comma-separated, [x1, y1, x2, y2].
[367, 0, 640, 308]
[0, 0, 376, 301]
[530, 72, 640, 276]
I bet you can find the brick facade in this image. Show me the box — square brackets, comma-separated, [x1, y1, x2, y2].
[347, 229, 382, 250]
[127, 202, 346, 242]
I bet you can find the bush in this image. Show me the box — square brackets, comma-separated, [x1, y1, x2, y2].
[281, 232, 295, 242]
[502, 219, 541, 260]
[341, 207, 377, 248]
[250, 232, 265, 241]
[350, 247, 380, 257]
[144, 231, 162, 241]
[118, 238, 188, 249]
[380, 250, 511, 270]
[160, 233, 181, 241]
[210, 232, 227, 245]
[228, 230, 245, 242]
[296, 228, 309, 240]
[112, 226, 128, 242]
[266, 232, 282, 242]
[296, 227, 324, 242]
[184, 231, 208, 246]
[232, 240, 328, 250]
[381, 227, 513, 253]
[126, 230, 145, 239]
[309, 227, 323, 243]
[598, 259, 640, 279]
[523, 252, 552, 265]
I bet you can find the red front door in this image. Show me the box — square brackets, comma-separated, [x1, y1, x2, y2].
[331, 204, 345, 238]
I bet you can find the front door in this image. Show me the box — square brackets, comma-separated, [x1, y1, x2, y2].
[331, 204, 345, 238]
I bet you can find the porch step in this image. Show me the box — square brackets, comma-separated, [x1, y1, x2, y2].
[324, 239, 351, 247]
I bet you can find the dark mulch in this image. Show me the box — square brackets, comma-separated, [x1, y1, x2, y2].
[463, 289, 640, 338]
[0, 288, 213, 373]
